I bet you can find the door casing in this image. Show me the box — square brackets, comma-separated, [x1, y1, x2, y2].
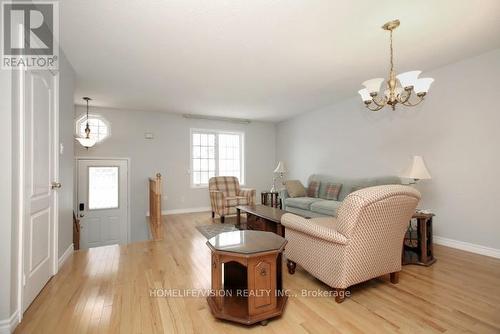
[15, 67, 60, 317]
[75, 157, 131, 247]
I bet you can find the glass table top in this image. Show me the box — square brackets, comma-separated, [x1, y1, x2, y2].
[207, 230, 286, 254]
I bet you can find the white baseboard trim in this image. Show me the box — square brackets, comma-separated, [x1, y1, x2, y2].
[58, 243, 74, 269]
[147, 206, 211, 216]
[434, 236, 500, 259]
[163, 207, 211, 215]
[0, 310, 20, 334]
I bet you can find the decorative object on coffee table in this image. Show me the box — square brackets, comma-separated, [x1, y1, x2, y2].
[403, 211, 436, 266]
[206, 230, 288, 326]
[261, 191, 280, 208]
[237, 205, 286, 237]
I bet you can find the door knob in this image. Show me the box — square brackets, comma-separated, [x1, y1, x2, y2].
[51, 182, 62, 189]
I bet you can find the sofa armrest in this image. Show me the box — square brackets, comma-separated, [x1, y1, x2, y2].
[239, 188, 256, 205]
[281, 213, 348, 245]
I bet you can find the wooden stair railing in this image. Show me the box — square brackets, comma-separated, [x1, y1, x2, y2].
[148, 173, 163, 240]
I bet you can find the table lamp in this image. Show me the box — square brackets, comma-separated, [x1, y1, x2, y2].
[271, 161, 287, 191]
[401, 155, 432, 184]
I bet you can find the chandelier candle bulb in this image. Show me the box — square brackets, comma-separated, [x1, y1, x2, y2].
[359, 20, 434, 111]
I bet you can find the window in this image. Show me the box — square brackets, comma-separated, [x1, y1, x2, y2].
[191, 130, 244, 187]
[75, 114, 110, 143]
[88, 166, 119, 209]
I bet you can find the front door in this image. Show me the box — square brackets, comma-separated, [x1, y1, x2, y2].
[23, 70, 58, 311]
[77, 159, 128, 249]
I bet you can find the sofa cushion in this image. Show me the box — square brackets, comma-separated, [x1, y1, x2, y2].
[285, 197, 322, 210]
[323, 183, 342, 200]
[285, 180, 306, 198]
[307, 181, 320, 198]
[310, 200, 342, 216]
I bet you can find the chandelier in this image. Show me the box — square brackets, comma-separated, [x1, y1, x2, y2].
[358, 20, 434, 111]
[75, 97, 97, 149]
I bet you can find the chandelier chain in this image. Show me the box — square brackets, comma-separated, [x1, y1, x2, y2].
[389, 30, 394, 74]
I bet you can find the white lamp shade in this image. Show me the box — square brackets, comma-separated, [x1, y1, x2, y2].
[76, 137, 97, 148]
[273, 161, 286, 173]
[401, 155, 432, 180]
[396, 70, 421, 88]
[414, 78, 434, 94]
[362, 78, 384, 94]
[358, 89, 372, 102]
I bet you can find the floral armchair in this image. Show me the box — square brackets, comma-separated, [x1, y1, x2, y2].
[209, 176, 256, 223]
[281, 185, 420, 302]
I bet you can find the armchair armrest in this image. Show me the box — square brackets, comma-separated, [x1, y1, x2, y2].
[281, 213, 348, 245]
[209, 190, 225, 213]
[239, 188, 256, 205]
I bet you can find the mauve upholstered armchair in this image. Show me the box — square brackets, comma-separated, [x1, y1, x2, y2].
[209, 176, 255, 223]
[281, 185, 421, 302]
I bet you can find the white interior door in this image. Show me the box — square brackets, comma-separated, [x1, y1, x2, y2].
[77, 159, 128, 249]
[23, 69, 58, 312]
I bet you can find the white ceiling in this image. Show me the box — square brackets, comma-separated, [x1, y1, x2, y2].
[61, 0, 500, 122]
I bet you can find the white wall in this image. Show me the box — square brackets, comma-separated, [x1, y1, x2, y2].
[0, 67, 13, 325]
[75, 107, 276, 241]
[277, 48, 500, 250]
[58, 53, 76, 258]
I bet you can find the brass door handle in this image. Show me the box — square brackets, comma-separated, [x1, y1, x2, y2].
[51, 182, 62, 189]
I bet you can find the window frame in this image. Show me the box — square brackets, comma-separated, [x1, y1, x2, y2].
[189, 128, 245, 188]
[75, 113, 111, 144]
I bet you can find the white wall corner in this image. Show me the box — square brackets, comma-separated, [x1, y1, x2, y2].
[58, 243, 74, 269]
[434, 236, 500, 259]
[0, 310, 20, 334]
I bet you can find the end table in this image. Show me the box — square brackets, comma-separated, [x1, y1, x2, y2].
[403, 212, 436, 266]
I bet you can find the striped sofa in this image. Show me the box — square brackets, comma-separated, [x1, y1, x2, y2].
[281, 185, 421, 302]
[209, 176, 256, 223]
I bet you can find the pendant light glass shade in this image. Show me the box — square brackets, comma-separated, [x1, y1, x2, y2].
[396, 70, 421, 88]
[414, 78, 434, 94]
[362, 78, 384, 94]
[76, 137, 97, 148]
[358, 89, 372, 102]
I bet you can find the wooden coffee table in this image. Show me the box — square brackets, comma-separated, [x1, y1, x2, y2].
[236, 205, 287, 237]
[206, 230, 288, 326]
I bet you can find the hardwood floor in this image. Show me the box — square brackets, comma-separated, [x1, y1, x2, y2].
[15, 212, 500, 333]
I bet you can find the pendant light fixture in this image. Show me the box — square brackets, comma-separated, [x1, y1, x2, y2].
[75, 97, 97, 149]
[358, 20, 434, 111]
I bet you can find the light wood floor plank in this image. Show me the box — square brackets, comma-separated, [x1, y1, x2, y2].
[14, 212, 500, 333]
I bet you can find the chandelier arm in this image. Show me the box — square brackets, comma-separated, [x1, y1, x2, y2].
[402, 94, 425, 107]
[397, 89, 411, 104]
[366, 103, 385, 112]
[371, 96, 387, 108]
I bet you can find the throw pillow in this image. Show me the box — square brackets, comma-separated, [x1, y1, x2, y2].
[324, 183, 342, 200]
[285, 180, 306, 198]
[307, 181, 320, 198]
